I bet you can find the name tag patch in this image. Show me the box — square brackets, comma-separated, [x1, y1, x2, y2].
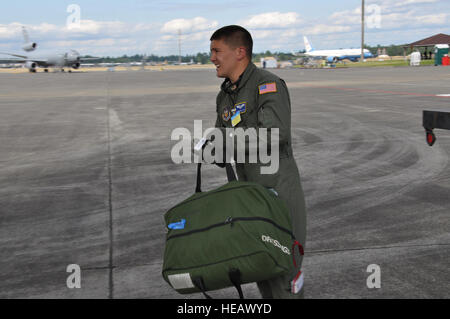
[231, 111, 241, 127]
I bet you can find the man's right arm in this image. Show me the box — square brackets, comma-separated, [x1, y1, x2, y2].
[212, 93, 226, 167]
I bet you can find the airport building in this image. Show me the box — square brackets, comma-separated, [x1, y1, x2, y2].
[403, 33, 450, 62]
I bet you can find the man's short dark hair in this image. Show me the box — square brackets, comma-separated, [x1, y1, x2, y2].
[210, 25, 253, 59]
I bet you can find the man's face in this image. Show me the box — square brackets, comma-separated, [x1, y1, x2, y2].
[210, 39, 239, 79]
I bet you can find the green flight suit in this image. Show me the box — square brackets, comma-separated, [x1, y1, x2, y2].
[214, 62, 307, 299]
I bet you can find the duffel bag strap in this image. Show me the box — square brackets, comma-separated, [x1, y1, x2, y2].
[195, 163, 237, 193]
[195, 163, 203, 193]
[225, 164, 237, 183]
[292, 240, 305, 268]
[192, 276, 212, 299]
[192, 270, 244, 299]
[228, 268, 244, 299]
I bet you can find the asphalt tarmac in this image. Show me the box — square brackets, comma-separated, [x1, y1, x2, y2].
[0, 66, 449, 298]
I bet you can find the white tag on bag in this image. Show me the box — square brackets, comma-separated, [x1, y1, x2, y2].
[194, 138, 207, 151]
[291, 270, 304, 294]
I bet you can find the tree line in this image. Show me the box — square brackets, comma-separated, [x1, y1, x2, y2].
[82, 44, 413, 64]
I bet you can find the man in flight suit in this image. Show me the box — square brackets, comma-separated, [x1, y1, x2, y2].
[209, 25, 307, 299]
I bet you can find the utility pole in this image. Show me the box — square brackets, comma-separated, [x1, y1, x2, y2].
[361, 0, 365, 62]
[178, 29, 182, 64]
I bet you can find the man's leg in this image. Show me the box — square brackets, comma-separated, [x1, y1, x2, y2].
[258, 160, 306, 299]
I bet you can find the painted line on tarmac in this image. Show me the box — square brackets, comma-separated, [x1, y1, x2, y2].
[309, 85, 450, 98]
[307, 243, 450, 255]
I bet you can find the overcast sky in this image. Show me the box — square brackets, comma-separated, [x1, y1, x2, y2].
[0, 0, 448, 57]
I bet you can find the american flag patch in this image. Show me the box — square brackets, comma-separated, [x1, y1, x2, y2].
[259, 82, 277, 95]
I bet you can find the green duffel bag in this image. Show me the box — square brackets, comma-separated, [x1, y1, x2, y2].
[162, 163, 304, 298]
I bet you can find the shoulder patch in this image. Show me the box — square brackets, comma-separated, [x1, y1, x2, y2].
[259, 82, 277, 95]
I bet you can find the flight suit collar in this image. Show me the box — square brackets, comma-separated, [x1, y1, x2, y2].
[221, 62, 257, 94]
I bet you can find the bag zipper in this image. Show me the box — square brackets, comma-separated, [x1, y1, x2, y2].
[167, 184, 256, 214]
[167, 216, 294, 241]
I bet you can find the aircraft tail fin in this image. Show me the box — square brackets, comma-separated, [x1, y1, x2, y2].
[303, 36, 314, 52]
[22, 27, 30, 43]
[21, 26, 37, 52]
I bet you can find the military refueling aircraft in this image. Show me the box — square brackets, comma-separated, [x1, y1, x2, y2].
[0, 27, 99, 72]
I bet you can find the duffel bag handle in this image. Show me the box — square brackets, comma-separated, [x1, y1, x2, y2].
[195, 163, 237, 193]
[192, 269, 244, 299]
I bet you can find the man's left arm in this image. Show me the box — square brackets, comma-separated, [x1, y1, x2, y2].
[255, 79, 291, 152]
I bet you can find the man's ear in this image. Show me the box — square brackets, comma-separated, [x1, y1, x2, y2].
[236, 46, 247, 61]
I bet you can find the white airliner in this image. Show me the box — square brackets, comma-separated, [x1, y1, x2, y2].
[303, 36, 374, 63]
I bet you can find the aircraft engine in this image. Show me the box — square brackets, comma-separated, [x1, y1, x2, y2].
[327, 56, 338, 63]
[25, 61, 37, 72]
[22, 42, 37, 52]
[72, 62, 80, 69]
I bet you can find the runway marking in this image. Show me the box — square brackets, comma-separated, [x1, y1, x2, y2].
[307, 243, 450, 255]
[106, 73, 115, 300]
[1, 81, 448, 100]
[307, 85, 450, 98]
[108, 109, 123, 130]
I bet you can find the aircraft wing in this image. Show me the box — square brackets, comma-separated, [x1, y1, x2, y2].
[0, 57, 49, 63]
[304, 52, 328, 58]
[304, 53, 328, 60]
[0, 58, 27, 63]
[0, 52, 48, 63]
[0, 52, 28, 59]
[80, 57, 101, 61]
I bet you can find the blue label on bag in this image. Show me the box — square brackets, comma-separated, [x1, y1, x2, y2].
[168, 219, 186, 230]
